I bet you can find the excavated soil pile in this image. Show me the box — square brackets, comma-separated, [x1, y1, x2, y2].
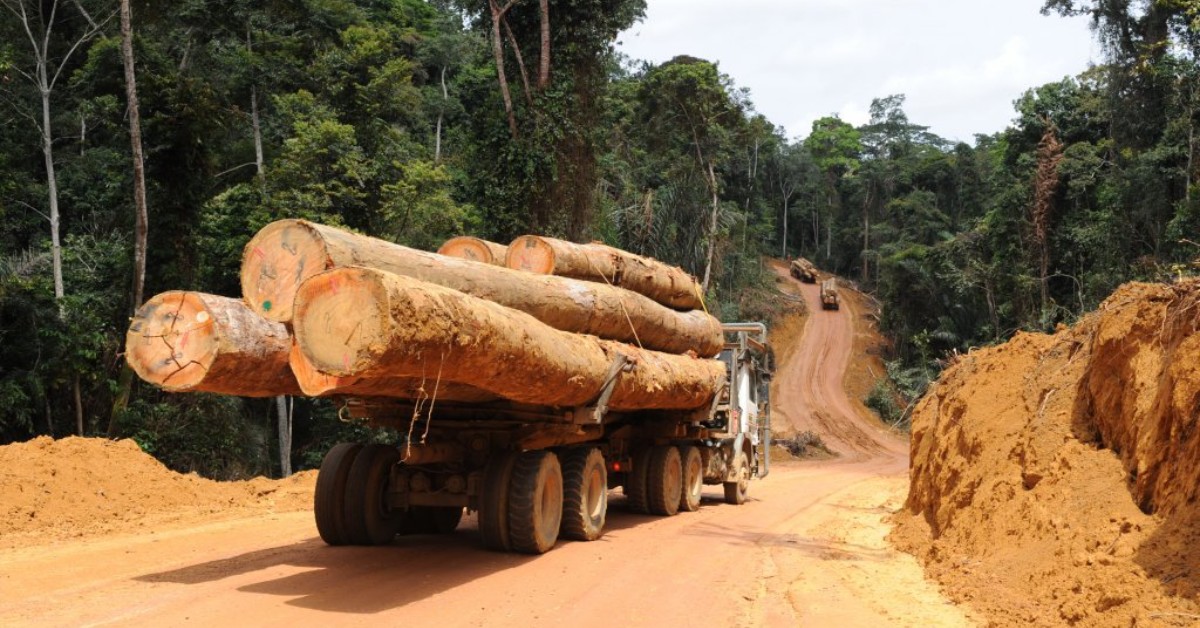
[893, 280, 1200, 627]
[0, 436, 314, 548]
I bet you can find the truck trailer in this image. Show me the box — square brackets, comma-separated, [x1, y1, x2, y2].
[313, 323, 773, 554]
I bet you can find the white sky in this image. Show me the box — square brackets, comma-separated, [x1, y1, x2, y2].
[617, 0, 1101, 144]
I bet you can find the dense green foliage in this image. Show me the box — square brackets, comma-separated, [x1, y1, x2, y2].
[0, 0, 1194, 473]
[784, 2, 1199, 401]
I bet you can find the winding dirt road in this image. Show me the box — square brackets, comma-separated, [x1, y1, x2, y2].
[0, 270, 972, 627]
[768, 267, 907, 460]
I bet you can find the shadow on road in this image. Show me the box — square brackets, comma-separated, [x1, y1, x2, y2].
[133, 493, 715, 614]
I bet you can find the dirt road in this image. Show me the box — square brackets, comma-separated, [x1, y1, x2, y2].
[0, 271, 972, 627]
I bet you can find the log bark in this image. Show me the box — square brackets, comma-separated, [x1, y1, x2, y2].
[125, 291, 300, 397]
[437, 236, 507, 266]
[293, 268, 726, 411]
[506, 235, 704, 311]
[241, 220, 723, 356]
[289, 341, 496, 402]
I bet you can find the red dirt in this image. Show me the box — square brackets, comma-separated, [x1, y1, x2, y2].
[892, 280, 1200, 627]
[0, 436, 313, 548]
[766, 260, 904, 459]
[0, 262, 961, 627]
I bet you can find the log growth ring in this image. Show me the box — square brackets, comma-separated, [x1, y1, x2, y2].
[125, 292, 219, 391]
[292, 268, 390, 374]
[506, 235, 557, 274]
[438, 237, 503, 265]
[240, 220, 333, 322]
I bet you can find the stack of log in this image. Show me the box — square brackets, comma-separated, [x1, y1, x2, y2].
[125, 220, 727, 413]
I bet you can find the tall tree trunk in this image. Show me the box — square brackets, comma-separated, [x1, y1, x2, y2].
[110, 0, 150, 435]
[985, 278, 999, 341]
[537, 0, 550, 89]
[252, 86, 264, 176]
[1187, 120, 1194, 203]
[862, 192, 870, 282]
[781, 196, 788, 258]
[121, 0, 148, 310]
[488, 0, 518, 138]
[435, 65, 447, 163]
[276, 395, 292, 477]
[745, 139, 759, 214]
[41, 85, 64, 304]
[74, 374, 84, 436]
[826, 221, 831, 260]
[701, 164, 720, 294]
[812, 208, 819, 256]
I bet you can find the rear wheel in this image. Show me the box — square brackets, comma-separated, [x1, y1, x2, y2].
[344, 444, 403, 545]
[479, 451, 518, 551]
[723, 451, 750, 505]
[647, 445, 682, 516]
[560, 448, 607, 541]
[314, 443, 362, 546]
[678, 446, 703, 513]
[507, 450, 563, 554]
[624, 447, 653, 514]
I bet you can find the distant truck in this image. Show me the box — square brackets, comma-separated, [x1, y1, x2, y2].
[789, 257, 818, 283]
[820, 279, 840, 310]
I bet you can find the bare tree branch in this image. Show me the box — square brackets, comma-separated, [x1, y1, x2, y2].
[72, 0, 98, 29]
[49, 9, 116, 90]
[502, 15, 533, 107]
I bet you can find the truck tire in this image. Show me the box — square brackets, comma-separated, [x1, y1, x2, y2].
[560, 448, 607, 541]
[723, 451, 750, 505]
[678, 445, 703, 512]
[403, 506, 464, 535]
[343, 444, 404, 545]
[647, 445, 682, 516]
[507, 450, 564, 554]
[624, 447, 653, 514]
[479, 451, 519, 552]
[314, 443, 362, 546]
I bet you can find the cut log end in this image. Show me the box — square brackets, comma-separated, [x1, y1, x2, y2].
[438, 236, 506, 266]
[240, 220, 333, 322]
[506, 235, 556, 274]
[125, 292, 219, 391]
[293, 267, 390, 374]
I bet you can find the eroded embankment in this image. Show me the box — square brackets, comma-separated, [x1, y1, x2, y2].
[892, 281, 1200, 626]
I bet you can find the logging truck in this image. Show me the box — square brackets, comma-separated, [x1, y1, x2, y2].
[820, 278, 840, 310]
[125, 219, 768, 555]
[789, 257, 818, 283]
[311, 322, 773, 554]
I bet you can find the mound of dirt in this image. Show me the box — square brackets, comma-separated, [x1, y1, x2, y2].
[892, 280, 1200, 627]
[0, 436, 314, 548]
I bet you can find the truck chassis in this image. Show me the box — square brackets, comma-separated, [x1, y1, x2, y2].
[312, 323, 773, 554]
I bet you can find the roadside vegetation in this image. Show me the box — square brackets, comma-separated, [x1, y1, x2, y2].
[0, 0, 1195, 476]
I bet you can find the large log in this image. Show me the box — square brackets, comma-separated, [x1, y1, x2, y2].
[288, 342, 496, 402]
[125, 291, 300, 397]
[293, 268, 727, 411]
[241, 220, 723, 356]
[437, 236, 507, 266]
[506, 235, 704, 310]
